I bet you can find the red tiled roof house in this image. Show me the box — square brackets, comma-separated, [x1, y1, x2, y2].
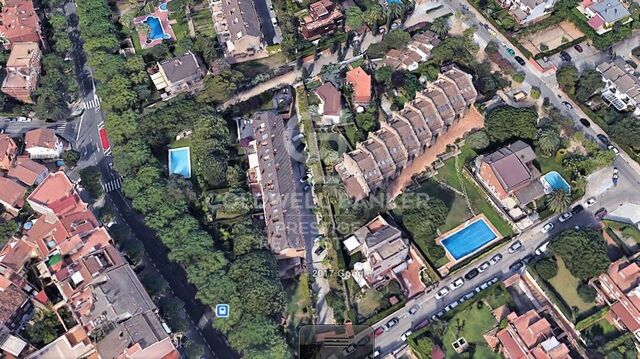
[346, 67, 372, 107]
[299, 0, 343, 40]
[0, 177, 27, 216]
[8, 156, 49, 186]
[314, 82, 342, 125]
[0, 0, 42, 49]
[1, 41, 41, 103]
[24, 128, 64, 159]
[0, 134, 18, 170]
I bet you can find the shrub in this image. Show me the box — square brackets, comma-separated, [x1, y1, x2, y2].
[512, 72, 525, 83]
[577, 282, 597, 303]
[531, 86, 541, 100]
[534, 257, 559, 280]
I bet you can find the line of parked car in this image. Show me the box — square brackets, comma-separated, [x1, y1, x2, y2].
[2, 117, 31, 123]
[434, 252, 505, 300]
[430, 276, 500, 321]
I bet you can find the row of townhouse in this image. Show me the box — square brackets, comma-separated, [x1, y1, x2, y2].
[596, 57, 640, 115]
[0, 171, 179, 358]
[336, 67, 478, 201]
[380, 31, 441, 72]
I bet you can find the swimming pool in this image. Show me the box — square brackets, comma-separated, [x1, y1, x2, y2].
[541, 171, 570, 194]
[168, 147, 192, 178]
[144, 16, 170, 41]
[441, 218, 499, 261]
[159, 2, 168, 11]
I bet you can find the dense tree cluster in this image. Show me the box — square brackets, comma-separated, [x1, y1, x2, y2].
[485, 106, 538, 143]
[533, 257, 559, 280]
[398, 196, 448, 263]
[549, 228, 611, 280]
[366, 30, 411, 59]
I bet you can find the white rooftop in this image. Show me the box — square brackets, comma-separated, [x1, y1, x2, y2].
[343, 235, 361, 253]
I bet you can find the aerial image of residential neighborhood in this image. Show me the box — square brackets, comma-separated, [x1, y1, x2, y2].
[2, 0, 640, 356]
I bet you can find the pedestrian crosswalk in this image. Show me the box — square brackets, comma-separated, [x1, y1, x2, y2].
[102, 176, 123, 192]
[83, 98, 101, 109]
[56, 121, 67, 132]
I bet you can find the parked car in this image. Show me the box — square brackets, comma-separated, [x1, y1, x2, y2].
[507, 48, 516, 56]
[17, 117, 30, 122]
[435, 287, 449, 299]
[579, 118, 591, 127]
[558, 211, 573, 223]
[522, 255, 534, 264]
[489, 253, 503, 265]
[613, 167, 619, 175]
[292, 133, 304, 142]
[608, 145, 620, 155]
[509, 261, 524, 272]
[342, 344, 357, 356]
[560, 51, 572, 61]
[303, 184, 311, 192]
[314, 246, 325, 256]
[595, 208, 608, 220]
[463, 292, 475, 300]
[4, 118, 16, 123]
[508, 241, 523, 253]
[597, 134, 610, 145]
[572, 204, 584, 214]
[300, 175, 309, 183]
[562, 101, 573, 110]
[357, 334, 371, 346]
[383, 318, 399, 331]
[535, 241, 550, 255]
[449, 278, 464, 290]
[401, 330, 413, 342]
[489, 277, 499, 285]
[465, 268, 479, 280]
[478, 261, 490, 272]
[585, 197, 597, 207]
[515, 56, 526, 66]
[574, 44, 583, 53]
[374, 327, 384, 337]
[408, 305, 420, 316]
[541, 222, 554, 233]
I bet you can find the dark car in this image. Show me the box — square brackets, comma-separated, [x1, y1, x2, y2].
[574, 44, 583, 53]
[597, 134, 610, 145]
[572, 204, 584, 214]
[595, 207, 608, 220]
[579, 118, 591, 127]
[514, 56, 526, 66]
[509, 261, 524, 272]
[560, 51, 572, 62]
[562, 101, 573, 110]
[465, 268, 479, 280]
[522, 255, 534, 264]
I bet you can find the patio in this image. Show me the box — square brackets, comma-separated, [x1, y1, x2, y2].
[133, 2, 177, 49]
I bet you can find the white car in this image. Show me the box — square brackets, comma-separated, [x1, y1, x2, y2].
[489, 253, 503, 265]
[17, 117, 30, 122]
[508, 241, 523, 253]
[540, 222, 554, 233]
[585, 197, 597, 207]
[401, 330, 413, 341]
[608, 145, 619, 155]
[449, 278, 464, 290]
[478, 261, 490, 272]
[558, 212, 573, 223]
[435, 287, 449, 299]
[535, 241, 550, 256]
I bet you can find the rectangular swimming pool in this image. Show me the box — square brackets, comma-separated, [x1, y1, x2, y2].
[168, 147, 191, 178]
[441, 218, 498, 261]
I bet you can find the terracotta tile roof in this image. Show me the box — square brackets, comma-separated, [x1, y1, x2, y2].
[28, 171, 77, 212]
[7, 156, 48, 186]
[497, 328, 528, 359]
[0, 134, 18, 170]
[315, 82, 342, 116]
[25, 217, 70, 256]
[24, 128, 58, 150]
[0, 177, 27, 208]
[60, 209, 99, 238]
[513, 310, 552, 348]
[346, 67, 372, 104]
[0, 0, 41, 46]
[0, 238, 37, 272]
[0, 278, 27, 325]
[611, 301, 640, 332]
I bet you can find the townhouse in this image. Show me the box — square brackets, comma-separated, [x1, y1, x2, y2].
[0, 0, 42, 49]
[0, 134, 18, 170]
[381, 31, 440, 71]
[336, 67, 477, 201]
[314, 81, 342, 125]
[346, 67, 372, 108]
[299, 0, 343, 40]
[0, 177, 27, 216]
[496, 309, 571, 358]
[24, 128, 64, 160]
[596, 58, 640, 115]
[212, 0, 266, 62]
[578, 0, 632, 34]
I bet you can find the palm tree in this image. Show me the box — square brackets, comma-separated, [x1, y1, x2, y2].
[346, 7, 365, 30]
[363, 5, 384, 35]
[546, 189, 571, 214]
[538, 127, 562, 157]
[386, 2, 405, 29]
[430, 16, 450, 37]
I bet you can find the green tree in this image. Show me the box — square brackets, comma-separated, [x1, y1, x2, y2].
[25, 311, 64, 348]
[0, 219, 17, 248]
[545, 189, 571, 214]
[79, 166, 104, 199]
[466, 130, 490, 150]
[549, 228, 611, 279]
[400, 196, 448, 261]
[196, 69, 243, 104]
[430, 16, 450, 37]
[611, 117, 640, 152]
[345, 6, 364, 29]
[363, 5, 384, 34]
[577, 282, 597, 302]
[512, 72, 525, 83]
[97, 75, 137, 112]
[531, 86, 541, 100]
[61, 150, 80, 168]
[485, 106, 538, 143]
[575, 69, 604, 102]
[413, 336, 436, 357]
[556, 65, 579, 95]
[230, 220, 266, 258]
[537, 127, 562, 156]
[534, 257, 558, 280]
[229, 251, 286, 317]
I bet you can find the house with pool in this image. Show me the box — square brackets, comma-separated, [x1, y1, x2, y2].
[133, 2, 176, 49]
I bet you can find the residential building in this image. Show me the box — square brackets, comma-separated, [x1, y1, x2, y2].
[499, 0, 557, 25]
[381, 31, 440, 71]
[346, 67, 372, 107]
[27, 171, 85, 219]
[24, 128, 64, 160]
[0, 177, 26, 216]
[0, 134, 18, 170]
[1, 42, 41, 103]
[496, 309, 571, 358]
[251, 111, 306, 262]
[0, 238, 38, 272]
[337, 67, 477, 200]
[605, 202, 640, 229]
[25, 326, 96, 359]
[213, 0, 266, 62]
[596, 58, 640, 114]
[0, 276, 31, 331]
[578, 0, 632, 34]
[342, 215, 409, 288]
[0, 0, 42, 49]
[299, 0, 343, 40]
[314, 81, 342, 125]
[8, 156, 49, 186]
[476, 140, 545, 205]
[149, 51, 205, 100]
[590, 258, 640, 340]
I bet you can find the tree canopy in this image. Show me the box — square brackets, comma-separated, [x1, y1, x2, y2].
[549, 228, 611, 280]
[485, 106, 538, 143]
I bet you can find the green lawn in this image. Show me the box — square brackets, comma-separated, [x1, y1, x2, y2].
[441, 304, 500, 358]
[417, 179, 472, 233]
[192, 8, 215, 37]
[547, 256, 596, 313]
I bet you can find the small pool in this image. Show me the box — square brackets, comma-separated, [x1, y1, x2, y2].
[441, 218, 499, 261]
[144, 16, 170, 41]
[159, 2, 168, 11]
[541, 171, 570, 194]
[168, 147, 192, 178]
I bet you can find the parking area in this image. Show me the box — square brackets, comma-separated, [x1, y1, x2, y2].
[536, 41, 607, 71]
[519, 21, 584, 57]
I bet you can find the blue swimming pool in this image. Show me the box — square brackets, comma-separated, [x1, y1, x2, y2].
[168, 147, 191, 178]
[541, 171, 570, 194]
[441, 219, 498, 261]
[159, 2, 168, 11]
[144, 16, 170, 41]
